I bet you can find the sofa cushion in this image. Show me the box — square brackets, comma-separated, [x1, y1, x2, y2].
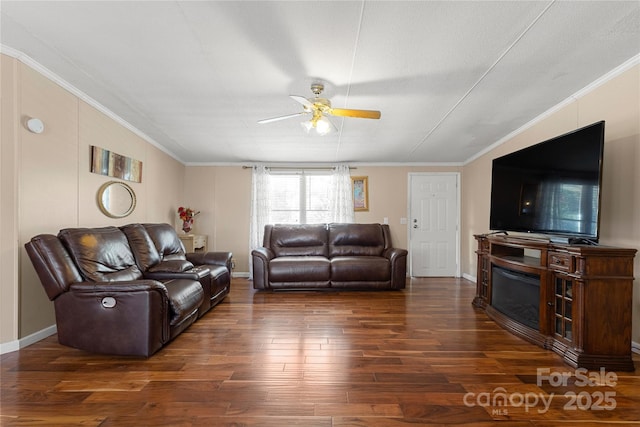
[148, 260, 195, 273]
[328, 223, 385, 257]
[330, 256, 391, 282]
[143, 223, 188, 260]
[269, 256, 331, 282]
[58, 227, 142, 282]
[123, 223, 197, 275]
[121, 223, 163, 271]
[25, 234, 84, 300]
[268, 224, 328, 257]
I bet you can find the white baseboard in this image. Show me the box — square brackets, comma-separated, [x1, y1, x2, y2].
[0, 339, 20, 354]
[0, 324, 57, 355]
[232, 272, 250, 278]
[462, 273, 477, 283]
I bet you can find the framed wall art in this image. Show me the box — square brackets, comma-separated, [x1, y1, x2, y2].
[91, 146, 142, 183]
[351, 176, 369, 212]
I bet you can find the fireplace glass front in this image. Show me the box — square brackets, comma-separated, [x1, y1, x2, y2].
[491, 265, 540, 330]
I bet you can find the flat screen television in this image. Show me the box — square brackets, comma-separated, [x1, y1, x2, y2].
[489, 121, 605, 244]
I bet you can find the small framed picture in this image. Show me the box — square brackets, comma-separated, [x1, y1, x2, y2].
[351, 176, 369, 212]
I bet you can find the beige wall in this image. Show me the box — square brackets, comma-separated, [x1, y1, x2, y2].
[2, 51, 638, 349]
[0, 54, 185, 344]
[184, 165, 461, 273]
[181, 166, 252, 272]
[462, 64, 640, 343]
[1, 55, 20, 344]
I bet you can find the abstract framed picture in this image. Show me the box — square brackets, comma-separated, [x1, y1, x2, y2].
[91, 146, 142, 183]
[351, 176, 369, 212]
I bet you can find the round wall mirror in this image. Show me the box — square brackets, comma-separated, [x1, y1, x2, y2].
[97, 181, 137, 218]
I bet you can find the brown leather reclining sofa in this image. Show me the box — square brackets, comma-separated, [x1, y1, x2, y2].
[24, 223, 232, 357]
[251, 223, 407, 290]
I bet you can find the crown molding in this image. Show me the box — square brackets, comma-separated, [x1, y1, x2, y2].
[186, 161, 465, 167]
[463, 53, 640, 166]
[0, 44, 185, 164]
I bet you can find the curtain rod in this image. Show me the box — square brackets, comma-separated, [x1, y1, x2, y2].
[242, 165, 356, 170]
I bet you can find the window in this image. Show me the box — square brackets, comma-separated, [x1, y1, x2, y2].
[269, 170, 332, 224]
[537, 181, 599, 234]
[248, 164, 353, 278]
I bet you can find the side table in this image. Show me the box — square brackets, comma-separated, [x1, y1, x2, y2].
[179, 234, 207, 253]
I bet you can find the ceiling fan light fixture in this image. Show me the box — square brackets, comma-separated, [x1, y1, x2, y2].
[301, 120, 314, 133]
[301, 114, 332, 136]
[315, 116, 332, 135]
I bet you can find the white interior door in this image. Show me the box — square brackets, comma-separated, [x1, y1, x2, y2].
[409, 173, 459, 277]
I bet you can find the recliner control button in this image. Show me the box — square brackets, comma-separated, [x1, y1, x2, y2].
[101, 297, 116, 308]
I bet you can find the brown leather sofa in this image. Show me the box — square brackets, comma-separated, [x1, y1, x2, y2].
[24, 223, 232, 357]
[251, 223, 407, 290]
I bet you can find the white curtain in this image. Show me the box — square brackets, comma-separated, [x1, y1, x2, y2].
[248, 164, 353, 278]
[248, 165, 270, 280]
[329, 164, 355, 223]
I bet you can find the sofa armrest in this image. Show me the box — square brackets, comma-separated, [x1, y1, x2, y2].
[58, 280, 170, 356]
[143, 268, 208, 283]
[69, 280, 169, 295]
[383, 248, 408, 289]
[383, 247, 408, 262]
[187, 251, 233, 272]
[69, 279, 200, 325]
[69, 280, 172, 320]
[251, 247, 274, 261]
[251, 247, 274, 289]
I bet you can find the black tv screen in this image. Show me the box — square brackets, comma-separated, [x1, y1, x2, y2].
[489, 121, 605, 243]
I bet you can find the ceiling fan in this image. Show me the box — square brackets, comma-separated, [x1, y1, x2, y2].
[258, 83, 381, 135]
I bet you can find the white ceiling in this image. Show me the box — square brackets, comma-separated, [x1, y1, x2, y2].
[2, 1, 639, 165]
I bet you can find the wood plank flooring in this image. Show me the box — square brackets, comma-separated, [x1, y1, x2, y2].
[2, 277, 639, 426]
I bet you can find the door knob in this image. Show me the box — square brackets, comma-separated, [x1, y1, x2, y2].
[413, 225, 418, 228]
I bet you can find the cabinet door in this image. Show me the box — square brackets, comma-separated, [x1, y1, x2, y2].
[479, 255, 490, 301]
[552, 274, 574, 343]
[473, 237, 490, 308]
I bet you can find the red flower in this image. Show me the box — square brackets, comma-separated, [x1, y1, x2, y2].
[178, 207, 200, 221]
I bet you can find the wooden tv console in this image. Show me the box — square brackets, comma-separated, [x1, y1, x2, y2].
[473, 234, 636, 371]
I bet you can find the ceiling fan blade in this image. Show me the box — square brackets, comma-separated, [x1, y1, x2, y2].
[258, 112, 305, 124]
[329, 108, 381, 119]
[290, 95, 314, 109]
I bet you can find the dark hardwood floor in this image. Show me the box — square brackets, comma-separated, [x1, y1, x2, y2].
[2, 277, 639, 426]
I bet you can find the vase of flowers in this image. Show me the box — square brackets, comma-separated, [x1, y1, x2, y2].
[177, 207, 200, 234]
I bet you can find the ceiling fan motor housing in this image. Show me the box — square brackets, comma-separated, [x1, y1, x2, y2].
[310, 83, 325, 96]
